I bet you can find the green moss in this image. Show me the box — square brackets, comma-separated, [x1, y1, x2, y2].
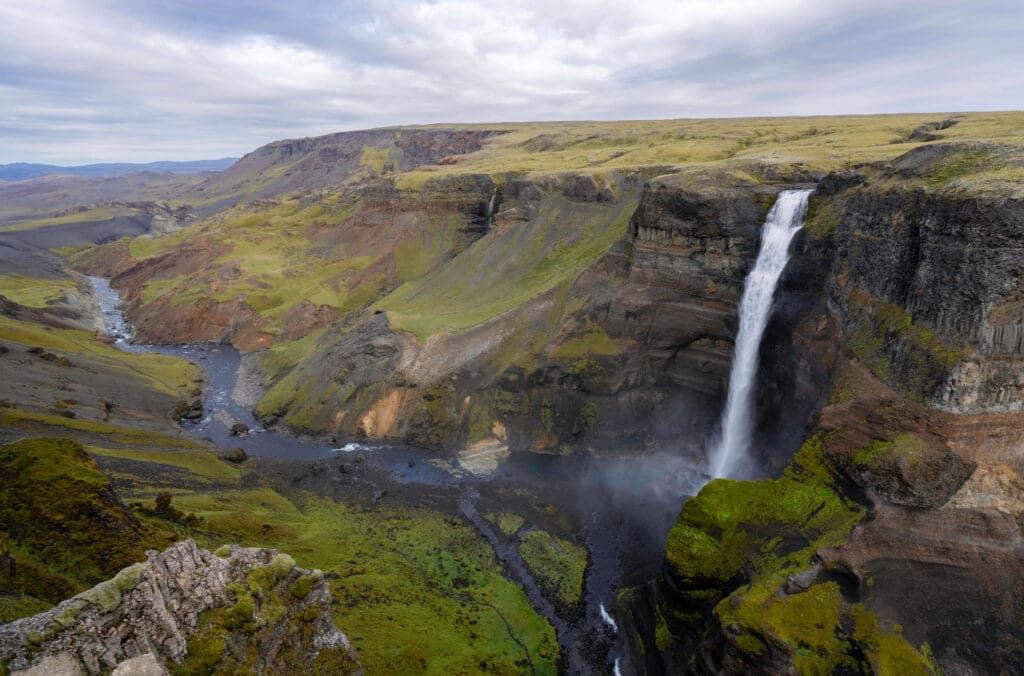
[178, 609, 230, 673]
[407, 385, 455, 447]
[665, 468, 861, 584]
[0, 438, 171, 607]
[851, 433, 929, 469]
[849, 604, 938, 674]
[549, 321, 622, 361]
[0, 595, 53, 624]
[290, 574, 318, 599]
[733, 631, 766, 657]
[484, 512, 525, 538]
[517, 529, 588, 607]
[78, 562, 146, 611]
[662, 430, 938, 673]
[654, 604, 678, 653]
[360, 146, 392, 174]
[803, 196, 841, 239]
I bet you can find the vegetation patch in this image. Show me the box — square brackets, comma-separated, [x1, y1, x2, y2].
[0, 438, 173, 616]
[484, 512, 525, 538]
[169, 488, 559, 674]
[0, 275, 79, 308]
[548, 320, 622, 376]
[0, 314, 200, 400]
[380, 196, 636, 338]
[661, 435, 937, 673]
[517, 529, 588, 608]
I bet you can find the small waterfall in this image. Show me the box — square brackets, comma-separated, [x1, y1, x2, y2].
[599, 603, 618, 633]
[708, 189, 812, 479]
[485, 187, 498, 225]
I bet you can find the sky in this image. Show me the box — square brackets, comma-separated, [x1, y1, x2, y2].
[1, 0, 1022, 164]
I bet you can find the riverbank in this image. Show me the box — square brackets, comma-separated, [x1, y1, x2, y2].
[86, 274, 706, 673]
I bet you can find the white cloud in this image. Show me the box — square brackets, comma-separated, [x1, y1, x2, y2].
[0, 0, 1020, 163]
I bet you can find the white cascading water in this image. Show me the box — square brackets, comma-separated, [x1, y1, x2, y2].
[708, 189, 812, 479]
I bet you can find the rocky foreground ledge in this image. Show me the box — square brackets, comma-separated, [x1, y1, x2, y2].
[0, 541, 361, 675]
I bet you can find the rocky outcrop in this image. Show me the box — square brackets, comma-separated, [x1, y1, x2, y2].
[0, 540, 360, 675]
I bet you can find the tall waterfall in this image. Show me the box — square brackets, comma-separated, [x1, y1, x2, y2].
[708, 189, 812, 479]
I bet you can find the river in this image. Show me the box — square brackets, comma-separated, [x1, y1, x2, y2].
[88, 275, 703, 674]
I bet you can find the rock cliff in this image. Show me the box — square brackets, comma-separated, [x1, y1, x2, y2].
[626, 143, 1024, 674]
[0, 540, 360, 675]
[815, 145, 1024, 415]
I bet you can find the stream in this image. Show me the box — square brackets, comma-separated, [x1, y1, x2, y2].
[89, 275, 704, 674]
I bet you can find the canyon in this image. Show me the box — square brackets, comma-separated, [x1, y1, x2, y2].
[1, 112, 1024, 674]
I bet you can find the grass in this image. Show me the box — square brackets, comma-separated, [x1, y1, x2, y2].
[380, 196, 636, 338]
[0, 438, 174, 617]
[485, 512, 525, 537]
[0, 314, 201, 400]
[0, 274, 79, 308]
[87, 188, 474, 338]
[171, 488, 559, 674]
[0, 207, 122, 232]
[86, 445, 241, 481]
[392, 112, 1024, 182]
[0, 407, 203, 451]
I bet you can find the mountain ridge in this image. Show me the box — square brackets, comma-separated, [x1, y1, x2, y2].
[0, 158, 238, 181]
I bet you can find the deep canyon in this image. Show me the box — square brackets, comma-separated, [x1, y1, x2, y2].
[1, 113, 1024, 674]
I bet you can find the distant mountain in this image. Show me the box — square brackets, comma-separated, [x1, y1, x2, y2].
[0, 158, 238, 181]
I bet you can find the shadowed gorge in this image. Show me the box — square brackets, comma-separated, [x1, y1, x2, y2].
[3, 111, 1024, 675]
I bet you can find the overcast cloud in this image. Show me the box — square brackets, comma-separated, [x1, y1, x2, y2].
[1, 0, 1021, 164]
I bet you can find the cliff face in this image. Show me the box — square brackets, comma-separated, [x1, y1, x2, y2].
[0, 540, 360, 675]
[636, 144, 1024, 674]
[235, 164, 835, 466]
[824, 152, 1024, 412]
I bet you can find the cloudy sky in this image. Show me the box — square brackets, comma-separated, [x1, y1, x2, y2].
[1, 0, 1021, 164]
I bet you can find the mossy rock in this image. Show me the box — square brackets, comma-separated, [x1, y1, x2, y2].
[659, 435, 937, 673]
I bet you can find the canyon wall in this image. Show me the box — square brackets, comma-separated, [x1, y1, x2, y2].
[628, 144, 1024, 674]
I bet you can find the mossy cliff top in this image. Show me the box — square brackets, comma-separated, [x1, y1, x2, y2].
[659, 436, 938, 674]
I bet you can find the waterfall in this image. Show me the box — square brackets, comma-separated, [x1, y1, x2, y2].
[708, 189, 812, 479]
[485, 187, 498, 225]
